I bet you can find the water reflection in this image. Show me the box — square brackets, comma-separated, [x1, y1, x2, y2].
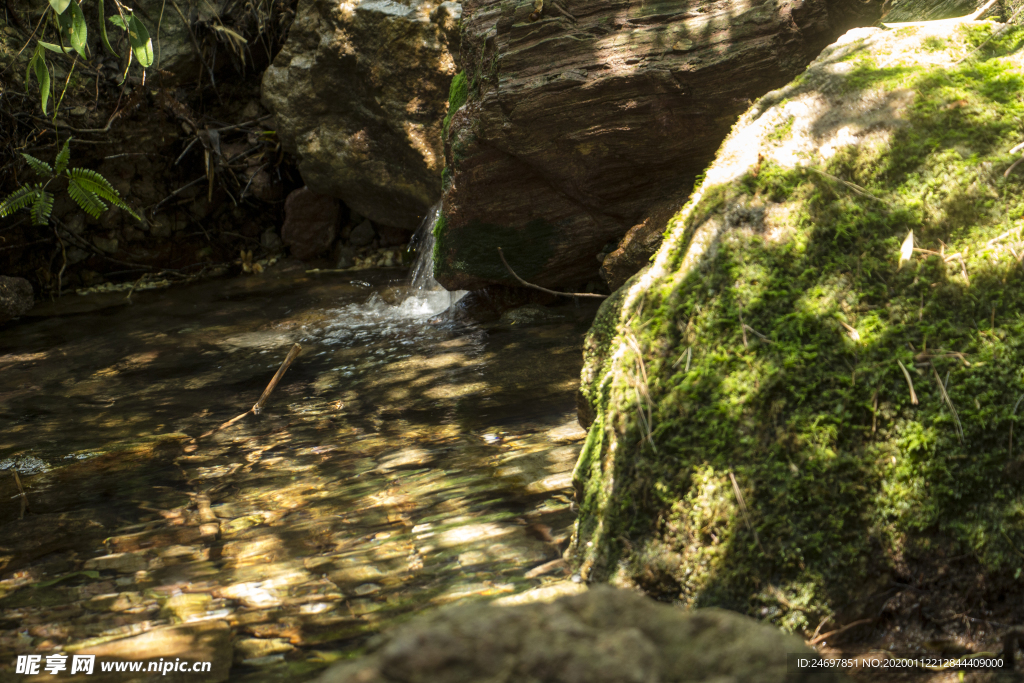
[0, 257, 596, 681]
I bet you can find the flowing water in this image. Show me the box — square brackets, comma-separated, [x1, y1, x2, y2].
[0, 218, 598, 681]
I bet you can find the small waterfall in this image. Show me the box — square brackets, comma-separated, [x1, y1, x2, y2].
[317, 203, 465, 344]
[400, 201, 467, 316]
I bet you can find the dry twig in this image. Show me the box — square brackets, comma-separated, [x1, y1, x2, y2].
[497, 247, 608, 298]
[196, 343, 302, 439]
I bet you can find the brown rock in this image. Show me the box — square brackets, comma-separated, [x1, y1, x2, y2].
[262, 0, 457, 228]
[435, 0, 882, 291]
[599, 199, 680, 291]
[881, 0, 997, 22]
[0, 275, 33, 323]
[377, 225, 413, 247]
[281, 188, 340, 261]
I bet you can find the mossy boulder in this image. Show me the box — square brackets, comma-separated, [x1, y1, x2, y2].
[571, 20, 1024, 633]
[318, 586, 848, 683]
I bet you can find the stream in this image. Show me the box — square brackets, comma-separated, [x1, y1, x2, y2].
[0, 224, 598, 681]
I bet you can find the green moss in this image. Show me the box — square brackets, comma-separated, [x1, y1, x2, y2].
[443, 72, 469, 139]
[572, 30, 1024, 630]
[433, 216, 560, 284]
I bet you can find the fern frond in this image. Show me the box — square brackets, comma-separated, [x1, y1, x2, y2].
[54, 138, 72, 175]
[22, 153, 53, 177]
[30, 189, 55, 226]
[68, 167, 139, 220]
[67, 176, 107, 219]
[0, 184, 43, 217]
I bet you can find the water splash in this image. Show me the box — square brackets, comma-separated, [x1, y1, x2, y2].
[316, 203, 467, 346]
[399, 201, 467, 316]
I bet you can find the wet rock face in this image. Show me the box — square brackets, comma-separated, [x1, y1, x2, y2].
[318, 586, 848, 683]
[0, 276, 33, 323]
[262, 0, 459, 230]
[435, 0, 883, 291]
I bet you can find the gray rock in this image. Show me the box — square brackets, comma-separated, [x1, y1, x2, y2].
[261, 228, 284, 254]
[335, 246, 356, 270]
[262, 0, 456, 229]
[349, 220, 376, 248]
[281, 188, 340, 260]
[0, 276, 33, 323]
[317, 586, 846, 683]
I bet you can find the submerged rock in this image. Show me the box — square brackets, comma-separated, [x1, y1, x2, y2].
[262, 0, 457, 229]
[434, 0, 882, 291]
[317, 586, 846, 682]
[0, 275, 33, 323]
[572, 21, 1024, 632]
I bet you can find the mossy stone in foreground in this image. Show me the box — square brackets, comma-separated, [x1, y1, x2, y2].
[571, 22, 1024, 632]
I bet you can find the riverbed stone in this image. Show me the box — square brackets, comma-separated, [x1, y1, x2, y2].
[281, 188, 340, 261]
[317, 586, 847, 682]
[261, 0, 456, 229]
[0, 275, 33, 323]
[70, 620, 232, 682]
[84, 552, 148, 574]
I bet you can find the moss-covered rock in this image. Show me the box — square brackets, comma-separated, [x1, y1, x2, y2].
[571, 20, 1024, 633]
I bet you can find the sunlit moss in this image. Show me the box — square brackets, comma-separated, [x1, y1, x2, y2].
[571, 23, 1024, 630]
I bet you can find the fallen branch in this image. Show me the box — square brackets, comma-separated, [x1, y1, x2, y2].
[497, 247, 608, 299]
[729, 471, 767, 557]
[808, 617, 875, 646]
[197, 343, 302, 439]
[896, 359, 919, 405]
[932, 364, 964, 444]
[11, 469, 28, 520]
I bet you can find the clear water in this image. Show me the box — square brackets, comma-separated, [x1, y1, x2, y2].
[0, 240, 597, 680]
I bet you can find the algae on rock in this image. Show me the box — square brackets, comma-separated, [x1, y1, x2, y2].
[571, 21, 1024, 632]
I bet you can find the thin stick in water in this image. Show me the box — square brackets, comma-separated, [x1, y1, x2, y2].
[198, 343, 302, 439]
[12, 469, 28, 520]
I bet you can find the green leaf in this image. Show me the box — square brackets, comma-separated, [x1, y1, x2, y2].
[30, 189, 55, 225]
[67, 176, 107, 218]
[69, 167, 140, 220]
[37, 41, 75, 54]
[48, 0, 71, 14]
[107, 15, 127, 30]
[54, 138, 72, 175]
[66, 0, 88, 56]
[21, 153, 53, 177]
[0, 184, 44, 217]
[126, 14, 153, 68]
[26, 46, 51, 114]
[98, 0, 118, 57]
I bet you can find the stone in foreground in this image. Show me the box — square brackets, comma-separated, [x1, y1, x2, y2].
[318, 586, 846, 682]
